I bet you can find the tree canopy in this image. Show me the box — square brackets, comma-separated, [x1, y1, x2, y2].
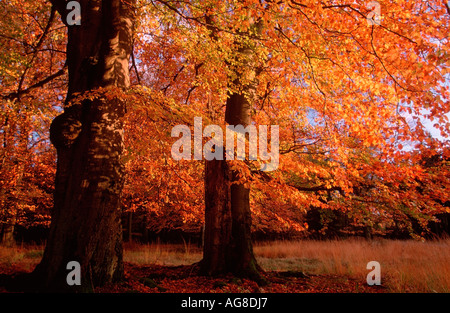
[1, 0, 449, 246]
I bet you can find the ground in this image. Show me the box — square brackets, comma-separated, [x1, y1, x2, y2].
[94, 263, 386, 293]
[0, 239, 449, 293]
[0, 262, 385, 293]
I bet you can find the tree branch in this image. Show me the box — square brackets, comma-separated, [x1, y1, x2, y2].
[369, 26, 418, 93]
[48, 0, 68, 23]
[2, 66, 67, 101]
[291, 184, 344, 193]
[131, 48, 141, 85]
[254, 169, 346, 195]
[15, 6, 57, 101]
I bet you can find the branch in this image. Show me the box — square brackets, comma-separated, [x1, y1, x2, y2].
[184, 63, 204, 103]
[15, 6, 57, 99]
[322, 4, 418, 45]
[279, 140, 322, 154]
[154, 0, 264, 40]
[254, 170, 345, 195]
[48, 0, 67, 22]
[369, 26, 418, 93]
[290, 0, 308, 8]
[291, 184, 344, 193]
[275, 25, 326, 97]
[289, 2, 418, 45]
[131, 48, 141, 85]
[2, 66, 67, 101]
[185, 85, 198, 104]
[161, 65, 185, 94]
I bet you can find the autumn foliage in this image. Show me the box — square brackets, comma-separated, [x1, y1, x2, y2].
[1, 0, 449, 247]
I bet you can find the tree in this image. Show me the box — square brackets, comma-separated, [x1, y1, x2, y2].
[0, 0, 64, 246]
[29, 0, 136, 291]
[201, 14, 264, 281]
[138, 0, 449, 279]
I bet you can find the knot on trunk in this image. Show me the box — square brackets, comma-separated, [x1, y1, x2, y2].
[50, 109, 82, 150]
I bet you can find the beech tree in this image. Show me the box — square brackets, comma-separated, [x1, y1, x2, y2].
[201, 14, 265, 280]
[30, 0, 136, 290]
[0, 1, 62, 247]
[143, 0, 449, 282]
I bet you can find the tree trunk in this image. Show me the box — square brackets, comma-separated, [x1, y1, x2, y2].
[29, 0, 135, 291]
[201, 158, 232, 275]
[128, 211, 133, 243]
[201, 93, 264, 282]
[1, 220, 15, 247]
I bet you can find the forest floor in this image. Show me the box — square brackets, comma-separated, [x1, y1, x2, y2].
[0, 239, 449, 293]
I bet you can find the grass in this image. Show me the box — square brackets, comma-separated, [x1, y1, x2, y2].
[254, 238, 450, 293]
[1, 238, 449, 292]
[123, 241, 202, 266]
[0, 244, 43, 274]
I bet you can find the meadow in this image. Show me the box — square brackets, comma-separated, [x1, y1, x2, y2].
[1, 238, 449, 293]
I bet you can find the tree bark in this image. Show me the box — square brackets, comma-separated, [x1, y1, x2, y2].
[1, 220, 15, 247]
[202, 158, 232, 275]
[128, 211, 133, 243]
[201, 92, 264, 283]
[29, 0, 135, 291]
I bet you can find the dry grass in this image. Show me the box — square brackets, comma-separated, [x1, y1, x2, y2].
[254, 238, 450, 293]
[123, 241, 202, 266]
[0, 244, 43, 274]
[1, 238, 449, 292]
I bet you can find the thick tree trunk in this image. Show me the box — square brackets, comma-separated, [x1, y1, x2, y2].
[201, 159, 232, 275]
[201, 92, 263, 282]
[29, 0, 135, 291]
[228, 172, 261, 280]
